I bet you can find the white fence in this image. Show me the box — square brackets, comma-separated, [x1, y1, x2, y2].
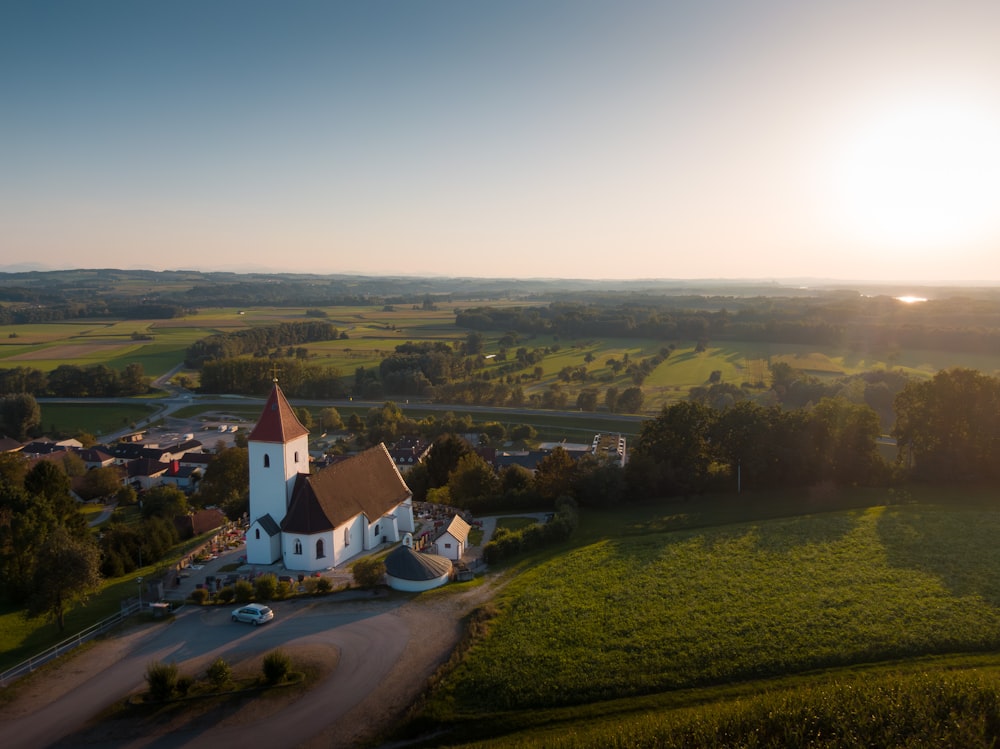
[0, 600, 142, 687]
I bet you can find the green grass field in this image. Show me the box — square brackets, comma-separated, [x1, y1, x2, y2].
[39, 403, 158, 438]
[4, 305, 1000, 413]
[409, 494, 1000, 746]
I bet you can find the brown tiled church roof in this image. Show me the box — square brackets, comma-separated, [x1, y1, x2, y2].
[248, 382, 309, 443]
[281, 444, 411, 534]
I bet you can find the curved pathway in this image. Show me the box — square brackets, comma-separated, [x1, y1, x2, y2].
[5, 594, 426, 749]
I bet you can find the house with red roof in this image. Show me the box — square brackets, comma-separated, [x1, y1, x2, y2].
[245, 381, 415, 571]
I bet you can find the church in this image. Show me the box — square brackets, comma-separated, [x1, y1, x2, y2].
[245, 382, 415, 572]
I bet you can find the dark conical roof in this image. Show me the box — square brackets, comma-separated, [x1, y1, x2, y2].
[384, 545, 452, 581]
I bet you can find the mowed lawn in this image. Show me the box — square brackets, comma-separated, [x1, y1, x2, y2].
[434, 503, 1000, 716]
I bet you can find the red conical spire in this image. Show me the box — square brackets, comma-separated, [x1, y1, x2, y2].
[248, 381, 309, 443]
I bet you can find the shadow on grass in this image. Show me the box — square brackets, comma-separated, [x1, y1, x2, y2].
[877, 503, 1000, 606]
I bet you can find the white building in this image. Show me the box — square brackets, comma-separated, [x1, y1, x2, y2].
[435, 515, 471, 561]
[245, 382, 415, 572]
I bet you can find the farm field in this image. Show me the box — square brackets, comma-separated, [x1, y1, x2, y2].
[3, 305, 1000, 415]
[414, 496, 1000, 746]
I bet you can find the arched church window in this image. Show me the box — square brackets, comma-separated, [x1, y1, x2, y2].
[344, 527, 350, 546]
[255, 528, 260, 540]
[294, 451, 299, 463]
[316, 539, 325, 558]
[263, 454, 270, 468]
[294, 539, 302, 555]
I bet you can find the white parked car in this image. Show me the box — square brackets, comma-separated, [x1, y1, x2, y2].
[231, 603, 274, 626]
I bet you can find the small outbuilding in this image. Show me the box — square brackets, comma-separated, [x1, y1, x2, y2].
[384, 544, 452, 592]
[435, 515, 471, 561]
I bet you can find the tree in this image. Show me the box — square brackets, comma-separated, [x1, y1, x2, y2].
[318, 406, 344, 431]
[893, 368, 1000, 481]
[141, 485, 188, 520]
[28, 527, 102, 631]
[73, 431, 98, 448]
[572, 455, 626, 508]
[447, 453, 500, 508]
[366, 402, 404, 445]
[509, 424, 536, 443]
[534, 447, 577, 502]
[197, 447, 249, 519]
[295, 407, 313, 430]
[464, 331, 484, 355]
[25, 460, 83, 534]
[0, 452, 27, 486]
[424, 433, 471, 489]
[500, 463, 534, 495]
[121, 362, 150, 395]
[605, 387, 619, 413]
[576, 388, 599, 411]
[812, 397, 884, 485]
[61, 451, 87, 477]
[616, 386, 644, 414]
[631, 401, 716, 497]
[0, 480, 54, 602]
[0, 393, 41, 441]
[79, 465, 123, 501]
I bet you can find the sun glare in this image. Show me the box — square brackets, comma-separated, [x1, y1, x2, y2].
[829, 94, 1000, 251]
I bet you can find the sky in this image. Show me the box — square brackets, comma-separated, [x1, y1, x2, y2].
[3, 0, 1000, 283]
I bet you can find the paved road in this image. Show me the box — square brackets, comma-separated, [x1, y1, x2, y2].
[7, 595, 410, 749]
[38, 393, 645, 442]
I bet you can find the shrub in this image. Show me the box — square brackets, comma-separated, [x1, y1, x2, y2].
[262, 650, 291, 685]
[189, 588, 209, 605]
[352, 557, 386, 588]
[175, 675, 194, 696]
[234, 579, 254, 603]
[254, 573, 278, 601]
[316, 577, 333, 593]
[216, 585, 235, 603]
[207, 657, 231, 689]
[145, 660, 178, 701]
[483, 497, 579, 564]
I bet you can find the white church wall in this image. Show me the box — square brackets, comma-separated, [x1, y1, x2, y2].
[248, 435, 308, 527]
[332, 514, 367, 566]
[367, 514, 399, 549]
[397, 498, 415, 534]
[282, 531, 334, 572]
[246, 521, 280, 565]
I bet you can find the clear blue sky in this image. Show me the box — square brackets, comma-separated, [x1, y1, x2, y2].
[4, 0, 1000, 282]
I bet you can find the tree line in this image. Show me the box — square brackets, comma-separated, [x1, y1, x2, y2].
[184, 321, 341, 368]
[408, 367, 1000, 525]
[199, 358, 348, 398]
[0, 457, 101, 631]
[0, 363, 150, 399]
[456, 296, 1000, 354]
